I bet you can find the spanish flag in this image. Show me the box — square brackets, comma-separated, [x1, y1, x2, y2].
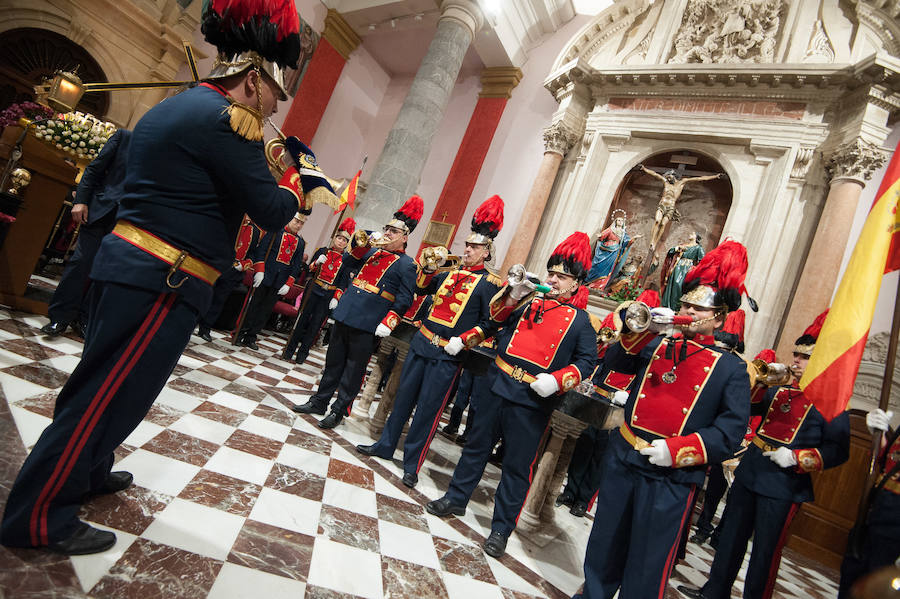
[335, 168, 361, 215]
[800, 143, 899, 421]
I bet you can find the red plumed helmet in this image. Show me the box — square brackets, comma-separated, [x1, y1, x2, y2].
[636, 289, 661, 309]
[681, 239, 755, 312]
[338, 217, 355, 235]
[547, 232, 592, 281]
[388, 195, 424, 233]
[470, 195, 504, 240]
[795, 309, 828, 353]
[803, 309, 829, 340]
[754, 348, 776, 363]
[722, 309, 745, 340]
[202, 0, 301, 67]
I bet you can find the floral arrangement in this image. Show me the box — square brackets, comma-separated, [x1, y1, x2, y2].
[0, 101, 53, 128]
[605, 279, 641, 302]
[31, 111, 116, 162]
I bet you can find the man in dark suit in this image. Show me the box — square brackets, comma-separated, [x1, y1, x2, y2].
[41, 128, 131, 337]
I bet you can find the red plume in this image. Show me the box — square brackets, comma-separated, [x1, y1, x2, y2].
[600, 311, 615, 329]
[684, 239, 748, 289]
[472, 195, 504, 234]
[570, 285, 590, 309]
[338, 217, 355, 234]
[722, 309, 745, 341]
[754, 348, 776, 363]
[397, 195, 424, 221]
[803, 309, 829, 340]
[554, 232, 592, 272]
[636, 289, 660, 308]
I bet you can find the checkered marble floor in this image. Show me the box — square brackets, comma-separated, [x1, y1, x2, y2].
[0, 307, 840, 598]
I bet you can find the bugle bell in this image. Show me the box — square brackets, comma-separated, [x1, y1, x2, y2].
[506, 264, 552, 294]
[750, 359, 792, 387]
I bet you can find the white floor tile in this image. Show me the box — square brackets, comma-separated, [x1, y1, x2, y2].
[238, 414, 291, 442]
[8, 405, 51, 449]
[113, 449, 200, 496]
[204, 446, 274, 485]
[155, 386, 204, 412]
[248, 487, 321, 535]
[122, 419, 165, 448]
[275, 443, 330, 477]
[38, 355, 82, 374]
[141, 497, 245, 560]
[322, 478, 377, 519]
[181, 369, 232, 390]
[441, 571, 504, 599]
[207, 562, 306, 598]
[207, 390, 258, 413]
[0, 372, 52, 398]
[70, 524, 138, 593]
[169, 413, 236, 445]
[378, 520, 440, 570]
[307, 536, 383, 599]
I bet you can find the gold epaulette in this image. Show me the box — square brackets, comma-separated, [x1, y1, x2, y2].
[223, 98, 264, 142]
[486, 270, 502, 286]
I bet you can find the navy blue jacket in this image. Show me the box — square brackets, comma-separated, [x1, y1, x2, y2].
[91, 84, 298, 311]
[75, 128, 131, 224]
[251, 228, 306, 289]
[736, 385, 850, 502]
[410, 264, 502, 361]
[605, 333, 751, 486]
[331, 247, 416, 334]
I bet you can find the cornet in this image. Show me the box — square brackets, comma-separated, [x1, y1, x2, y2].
[506, 264, 552, 294]
[421, 246, 462, 273]
[749, 359, 792, 387]
[600, 301, 718, 343]
[351, 229, 395, 249]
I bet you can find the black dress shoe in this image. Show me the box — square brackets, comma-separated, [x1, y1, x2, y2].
[318, 412, 343, 429]
[555, 491, 575, 508]
[40, 322, 68, 337]
[677, 585, 706, 598]
[96, 471, 133, 495]
[240, 338, 259, 351]
[483, 530, 508, 558]
[690, 530, 711, 545]
[439, 425, 458, 440]
[292, 401, 326, 415]
[69, 321, 86, 338]
[48, 521, 116, 555]
[425, 496, 466, 517]
[356, 443, 389, 458]
[294, 351, 309, 364]
[402, 472, 418, 488]
[197, 326, 213, 342]
[570, 501, 588, 517]
[455, 435, 468, 446]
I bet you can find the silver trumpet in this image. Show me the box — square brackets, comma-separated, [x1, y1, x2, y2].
[750, 359, 793, 387]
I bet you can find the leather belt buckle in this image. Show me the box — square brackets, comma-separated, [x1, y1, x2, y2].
[511, 366, 526, 382]
[430, 333, 441, 346]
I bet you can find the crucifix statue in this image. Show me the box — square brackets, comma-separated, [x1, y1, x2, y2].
[637, 163, 726, 261]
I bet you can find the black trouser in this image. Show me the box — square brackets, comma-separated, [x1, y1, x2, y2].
[47, 210, 116, 326]
[283, 289, 330, 361]
[695, 464, 728, 536]
[838, 489, 900, 598]
[446, 369, 475, 433]
[199, 266, 243, 330]
[1, 282, 196, 547]
[308, 321, 377, 416]
[239, 284, 280, 342]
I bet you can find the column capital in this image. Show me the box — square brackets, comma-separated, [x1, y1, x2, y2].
[439, 0, 484, 39]
[824, 138, 888, 185]
[543, 121, 580, 157]
[323, 8, 362, 60]
[479, 67, 523, 99]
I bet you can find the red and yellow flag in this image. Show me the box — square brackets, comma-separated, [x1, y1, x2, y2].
[800, 143, 899, 421]
[335, 169, 361, 215]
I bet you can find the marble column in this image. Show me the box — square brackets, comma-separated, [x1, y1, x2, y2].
[776, 139, 887, 359]
[354, 0, 484, 231]
[420, 67, 522, 252]
[500, 122, 579, 275]
[282, 9, 361, 143]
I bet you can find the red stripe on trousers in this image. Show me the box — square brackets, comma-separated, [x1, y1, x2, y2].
[658, 485, 698, 599]
[415, 364, 461, 473]
[762, 502, 801, 599]
[514, 420, 553, 526]
[30, 293, 172, 545]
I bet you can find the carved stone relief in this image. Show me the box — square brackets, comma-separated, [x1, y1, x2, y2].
[852, 331, 900, 411]
[543, 122, 580, 157]
[668, 0, 785, 64]
[803, 19, 835, 63]
[824, 139, 889, 183]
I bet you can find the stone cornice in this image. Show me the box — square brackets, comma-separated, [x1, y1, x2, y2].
[479, 67, 523, 99]
[323, 9, 361, 61]
[544, 54, 900, 115]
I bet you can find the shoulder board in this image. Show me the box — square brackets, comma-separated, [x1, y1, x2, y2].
[486, 271, 502, 286]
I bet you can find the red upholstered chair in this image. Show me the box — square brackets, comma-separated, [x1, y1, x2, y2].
[272, 282, 304, 332]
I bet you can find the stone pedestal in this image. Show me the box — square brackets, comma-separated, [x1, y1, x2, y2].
[516, 392, 623, 546]
[353, 343, 388, 418]
[369, 337, 410, 436]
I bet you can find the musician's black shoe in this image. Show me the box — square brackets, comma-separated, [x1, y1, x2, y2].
[318, 412, 343, 429]
[292, 401, 326, 415]
[197, 326, 213, 342]
[356, 443, 390, 459]
[690, 530, 711, 545]
[69, 320, 86, 338]
[48, 521, 116, 555]
[239, 337, 259, 351]
[96, 471, 134, 495]
[570, 501, 588, 517]
[40, 321, 68, 337]
[483, 531, 508, 558]
[425, 496, 465, 517]
[677, 585, 706, 599]
[555, 490, 575, 508]
[402, 472, 418, 488]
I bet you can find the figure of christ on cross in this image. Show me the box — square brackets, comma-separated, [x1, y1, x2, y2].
[638, 164, 726, 263]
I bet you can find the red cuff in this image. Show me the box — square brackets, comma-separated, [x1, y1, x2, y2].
[793, 448, 823, 473]
[665, 433, 707, 468]
[285, 276, 295, 289]
[417, 267, 437, 289]
[278, 166, 305, 211]
[552, 365, 582, 393]
[333, 288, 343, 301]
[381, 310, 400, 331]
[460, 327, 485, 349]
[253, 261, 265, 274]
[239, 259, 252, 271]
[349, 241, 370, 260]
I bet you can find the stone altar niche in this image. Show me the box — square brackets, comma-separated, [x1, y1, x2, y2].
[599, 149, 731, 292]
[523, 0, 900, 356]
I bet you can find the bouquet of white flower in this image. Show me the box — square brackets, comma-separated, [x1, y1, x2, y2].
[30, 111, 116, 162]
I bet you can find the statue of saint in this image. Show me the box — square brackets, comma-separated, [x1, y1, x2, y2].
[586, 210, 642, 286]
[637, 164, 725, 257]
[659, 231, 705, 310]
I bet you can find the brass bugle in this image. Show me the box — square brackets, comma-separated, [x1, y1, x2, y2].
[351, 229, 395, 249]
[750, 359, 792, 387]
[433, 254, 462, 273]
[621, 301, 718, 334]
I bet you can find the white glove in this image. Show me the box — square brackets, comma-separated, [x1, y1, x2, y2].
[277, 284, 290, 296]
[866, 408, 894, 433]
[233, 262, 244, 272]
[648, 307, 675, 334]
[315, 254, 327, 265]
[639, 439, 673, 467]
[375, 323, 392, 338]
[763, 446, 797, 468]
[444, 336, 464, 356]
[508, 279, 536, 301]
[329, 298, 339, 310]
[253, 271, 264, 288]
[530, 372, 559, 397]
[611, 390, 629, 406]
[369, 231, 384, 244]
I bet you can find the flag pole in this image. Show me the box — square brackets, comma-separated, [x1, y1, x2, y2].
[850, 272, 900, 554]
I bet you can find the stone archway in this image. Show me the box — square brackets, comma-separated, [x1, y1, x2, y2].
[0, 28, 110, 116]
